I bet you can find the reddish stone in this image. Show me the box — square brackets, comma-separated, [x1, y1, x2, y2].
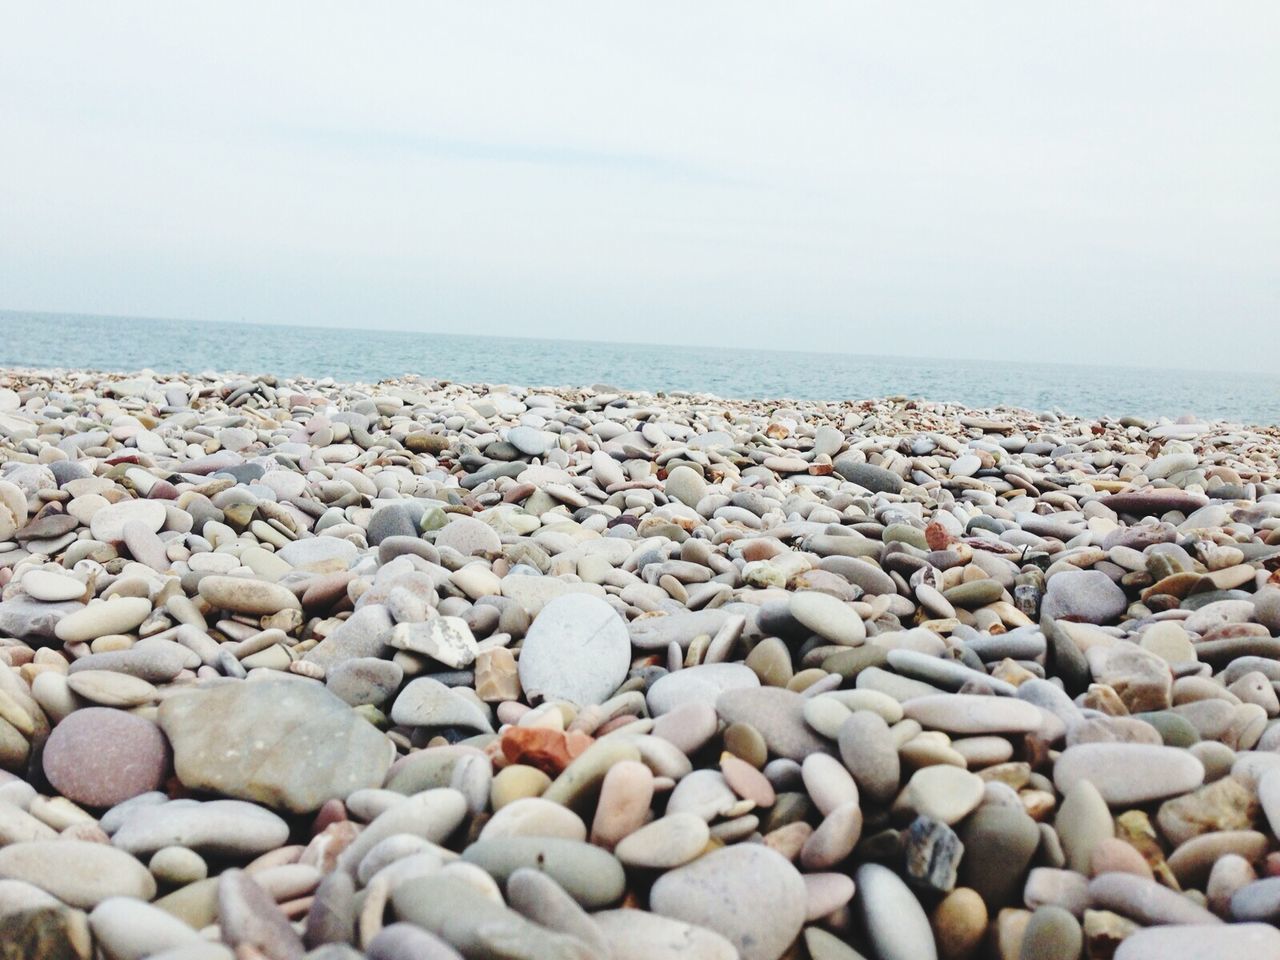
[499, 727, 583, 775]
[42, 706, 171, 808]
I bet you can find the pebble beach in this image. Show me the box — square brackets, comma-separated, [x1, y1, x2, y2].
[3, 366, 1280, 960]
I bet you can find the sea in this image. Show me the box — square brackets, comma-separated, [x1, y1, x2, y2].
[2, 310, 1278, 425]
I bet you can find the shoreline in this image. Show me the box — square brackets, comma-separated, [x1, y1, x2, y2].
[2, 366, 1280, 958]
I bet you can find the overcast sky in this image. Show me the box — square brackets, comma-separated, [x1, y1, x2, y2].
[1, 3, 1276, 371]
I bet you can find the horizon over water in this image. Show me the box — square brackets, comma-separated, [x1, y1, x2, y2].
[3, 310, 1278, 425]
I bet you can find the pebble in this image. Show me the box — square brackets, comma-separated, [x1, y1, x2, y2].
[159, 679, 392, 813]
[517, 594, 631, 706]
[1054, 743, 1206, 805]
[593, 909, 737, 960]
[650, 844, 806, 960]
[41, 707, 170, 808]
[615, 813, 710, 868]
[89, 896, 202, 960]
[0, 839, 156, 907]
[856, 862, 938, 960]
[1113, 923, 1280, 960]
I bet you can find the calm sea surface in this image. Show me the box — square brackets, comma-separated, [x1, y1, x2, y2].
[2, 311, 1277, 424]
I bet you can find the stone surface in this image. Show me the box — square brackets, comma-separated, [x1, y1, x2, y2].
[518, 594, 631, 706]
[158, 679, 392, 813]
[650, 844, 806, 960]
[42, 707, 170, 808]
[0, 840, 156, 908]
[1054, 743, 1205, 806]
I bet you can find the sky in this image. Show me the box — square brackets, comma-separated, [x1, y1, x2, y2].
[1, 3, 1277, 371]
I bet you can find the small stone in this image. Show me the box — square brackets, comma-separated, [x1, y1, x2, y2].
[518, 594, 631, 707]
[650, 844, 806, 960]
[716, 687, 830, 762]
[856, 862, 938, 960]
[932, 887, 986, 960]
[111, 799, 290, 858]
[217, 868, 305, 960]
[837, 710, 900, 805]
[89, 897, 202, 960]
[615, 813, 710, 869]
[1041, 570, 1128, 624]
[789, 590, 866, 646]
[1018, 906, 1081, 960]
[904, 816, 965, 893]
[197, 575, 301, 616]
[390, 617, 478, 669]
[664, 466, 707, 507]
[1053, 743, 1205, 806]
[42, 707, 170, 808]
[1113, 923, 1280, 960]
[593, 909, 737, 960]
[0, 840, 156, 908]
[159, 679, 392, 814]
[390, 677, 493, 731]
[902, 766, 984, 825]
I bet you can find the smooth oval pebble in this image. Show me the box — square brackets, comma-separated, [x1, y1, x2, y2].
[650, 843, 806, 960]
[1054, 744, 1205, 805]
[856, 862, 938, 960]
[54, 597, 152, 642]
[0, 839, 157, 908]
[42, 706, 170, 808]
[593, 909, 737, 960]
[615, 813, 711, 869]
[1113, 923, 1280, 960]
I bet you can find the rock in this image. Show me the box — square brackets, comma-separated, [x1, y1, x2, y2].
[217, 868, 305, 960]
[42, 707, 170, 808]
[111, 798, 290, 857]
[1041, 570, 1128, 624]
[460, 837, 625, 909]
[649, 844, 806, 960]
[856, 862, 938, 960]
[21, 570, 86, 603]
[158, 679, 392, 813]
[505, 867, 610, 955]
[957, 805, 1041, 912]
[593, 910, 737, 960]
[197, 576, 301, 616]
[837, 710, 900, 805]
[0, 839, 156, 908]
[903, 694, 1043, 734]
[89, 897, 202, 960]
[664, 466, 707, 507]
[367, 924, 464, 960]
[390, 677, 494, 731]
[1018, 906, 1081, 960]
[518, 594, 631, 706]
[434, 516, 501, 556]
[1054, 744, 1205, 806]
[646, 663, 760, 716]
[615, 813, 710, 869]
[789, 590, 866, 645]
[904, 816, 964, 893]
[833, 459, 903, 494]
[1090, 872, 1220, 925]
[391, 874, 594, 960]
[1113, 924, 1280, 960]
[1, 907, 92, 960]
[716, 687, 830, 761]
[54, 597, 152, 643]
[902, 766, 984, 825]
[390, 617, 478, 669]
[89, 499, 166, 542]
[326, 657, 403, 707]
